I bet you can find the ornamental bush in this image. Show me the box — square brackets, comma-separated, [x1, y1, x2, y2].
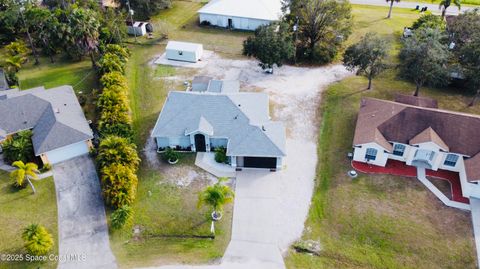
[111, 205, 133, 229]
[2, 130, 34, 164]
[214, 146, 227, 163]
[22, 224, 54, 256]
[101, 163, 138, 208]
[100, 72, 128, 88]
[97, 136, 140, 170]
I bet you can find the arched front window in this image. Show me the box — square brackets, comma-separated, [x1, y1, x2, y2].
[365, 148, 378, 161]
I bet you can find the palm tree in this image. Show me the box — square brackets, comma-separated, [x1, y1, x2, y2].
[386, 0, 401, 19]
[10, 161, 39, 194]
[439, 0, 461, 19]
[197, 177, 235, 220]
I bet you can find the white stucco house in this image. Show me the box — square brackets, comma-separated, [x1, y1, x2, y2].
[0, 86, 93, 165]
[352, 94, 480, 200]
[166, 41, 204, 63]
[151, 78, 286, 171]
[197, 0, 283, 31]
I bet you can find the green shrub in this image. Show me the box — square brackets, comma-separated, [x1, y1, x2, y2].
[163, 147, 180, 162]
[111, 205, 133, 229]
[22, 224, 54, 255]
[97, 136, 140, 170]
[101, 163, 138, 209]
[2, 130, 34, 164]
[97, 53, 125, 75]
[100, 72, 128, 88]
[40, 163, 52, 173]
[412, 14, 446, 30]
[214, 146, 227, 163]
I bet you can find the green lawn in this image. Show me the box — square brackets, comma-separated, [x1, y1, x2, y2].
[285, 5, 477, 269]
[402, 0, 480, 7]
[0, 171, 59, 269]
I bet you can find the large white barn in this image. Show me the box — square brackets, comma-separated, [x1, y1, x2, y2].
[197, 0, 283, 31]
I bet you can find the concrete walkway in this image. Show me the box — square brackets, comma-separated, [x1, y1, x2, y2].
[195, 152, 236, 178]
[350, 0, 474, 15]
[53, 155, 117, 269]
[416, 167, 470, 211]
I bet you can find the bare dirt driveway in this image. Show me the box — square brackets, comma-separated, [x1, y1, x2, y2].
[144, 56, 352, 269]
[53, 155, 117, 269]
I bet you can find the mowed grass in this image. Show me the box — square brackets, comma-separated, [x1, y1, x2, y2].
[403, 0, 480, 7]
[0, 172, 59, 269]
[110, 1, 242, 267]
[16, 56, 98, 121]
[285, 5, 477, 269]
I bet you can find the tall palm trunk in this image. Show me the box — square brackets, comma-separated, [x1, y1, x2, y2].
[414, 83, 420, 96]
[367, 76, 373, 90]
[27, 177, 36, 194]
[387, 0, 395, 18]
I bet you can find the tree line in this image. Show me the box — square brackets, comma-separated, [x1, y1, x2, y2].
[342, 9, 480, 106]
[0, 0, 127, 86]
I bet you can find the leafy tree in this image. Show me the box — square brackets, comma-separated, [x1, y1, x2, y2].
[2, 130, 34, 164]
[58, 7, 100, 66]
[399, 28, 451, 96]
[439, 0, 461, 18]
[448, 9, 480, 51]
[111, 205, 133, 229]
[459, 34, 480, 106]
[243, 22, 294, 73]
[10, 161, 39, 194]
[0, 0, 22, 43]
[3, 41, 28, 83]
[343, 32, 389, 90]
[25, 6, 60, 63]
[293, 0, 352, 61]
[411, 14, 446, 30]
[119, 0, 172, 20]
[97, 136, 140, 170]
[197, 177, 234, 218]
[100, 71, 128, 88]
[101, 163, 138, 208]
[22, 224, 54, 255]
[99, 8, 127, 45]
[386, 0, 400, 19]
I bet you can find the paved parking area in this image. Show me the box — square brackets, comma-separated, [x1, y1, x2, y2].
[53, 155, 117, 269]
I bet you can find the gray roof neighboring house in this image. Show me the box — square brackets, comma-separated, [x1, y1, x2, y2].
[152, 91, 286, 157]
[0, 85, 93, 155]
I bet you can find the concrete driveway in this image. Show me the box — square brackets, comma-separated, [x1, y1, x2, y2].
[53, 155, 117, 269]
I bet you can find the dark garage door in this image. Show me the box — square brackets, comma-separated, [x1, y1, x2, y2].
[243, 157, 277, 169]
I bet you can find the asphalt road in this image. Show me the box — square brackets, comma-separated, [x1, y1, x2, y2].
[350, 0, 475, 15]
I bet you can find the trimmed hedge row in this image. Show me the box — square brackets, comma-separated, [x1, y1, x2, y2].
[95, 45, 140, 216]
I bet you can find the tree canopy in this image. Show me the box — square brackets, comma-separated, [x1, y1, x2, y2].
[243, 22, 295, 72]
[399, 27, 451, 96]
[343, 32, 389, 90]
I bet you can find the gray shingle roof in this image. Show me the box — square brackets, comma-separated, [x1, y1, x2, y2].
[0, 85, 93, 155]
[152, 91, 286, 157]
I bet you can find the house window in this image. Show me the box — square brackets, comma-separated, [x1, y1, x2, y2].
[444, 154, 459, 167]
[365, 148, 378, 161]
[178, 51, 183, 55]
[393, 144, 406, 156]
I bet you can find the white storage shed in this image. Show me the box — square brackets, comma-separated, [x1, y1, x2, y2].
[197, 0, 282, 31]
[166, 41, 204, 63]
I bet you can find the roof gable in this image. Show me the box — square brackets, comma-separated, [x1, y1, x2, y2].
[409, 127, 449, 151]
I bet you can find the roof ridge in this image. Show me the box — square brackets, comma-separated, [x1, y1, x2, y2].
[365, 97, 480, 120]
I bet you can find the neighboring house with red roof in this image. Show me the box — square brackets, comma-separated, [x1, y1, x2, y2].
[352, 94, 480, 200]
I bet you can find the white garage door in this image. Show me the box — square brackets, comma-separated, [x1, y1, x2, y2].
[45, 141, 89, 164]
